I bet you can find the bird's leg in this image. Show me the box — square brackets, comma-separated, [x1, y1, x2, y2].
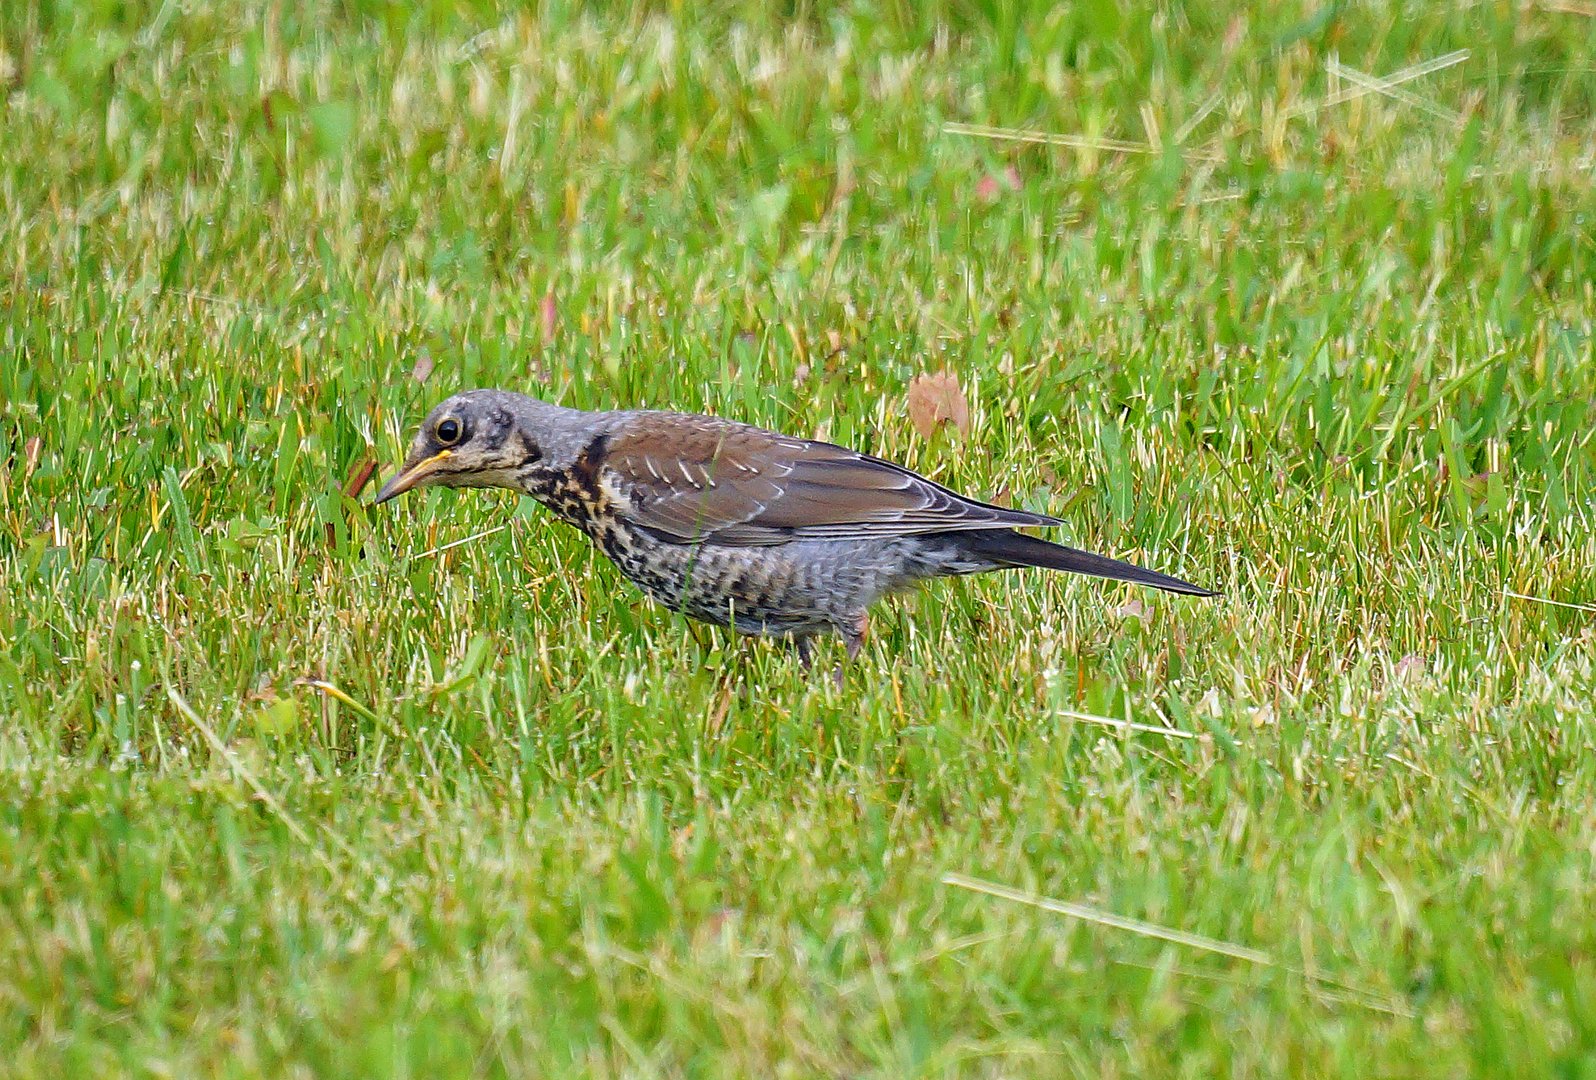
[793, 634, 845, 689]
[820, 612, 870, 688]
[844, 611, 870, 661]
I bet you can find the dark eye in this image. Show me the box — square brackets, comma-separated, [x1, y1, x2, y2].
[435, 417, 462, 445]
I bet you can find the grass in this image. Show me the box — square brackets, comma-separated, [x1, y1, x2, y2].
[2, 0, 1595, 1075]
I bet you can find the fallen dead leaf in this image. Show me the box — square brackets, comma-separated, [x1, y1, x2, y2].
[907, 371, 970, 440]
[1113, 599, 1151, 622]
[410, 350, 434, 383]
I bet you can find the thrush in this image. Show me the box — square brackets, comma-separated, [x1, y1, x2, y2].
[375, 389, 1218, 659]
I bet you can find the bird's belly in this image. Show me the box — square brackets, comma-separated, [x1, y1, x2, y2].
[586, 525, 911, 638]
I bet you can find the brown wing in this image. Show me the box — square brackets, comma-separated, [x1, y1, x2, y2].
[598, 412, 1061, 547]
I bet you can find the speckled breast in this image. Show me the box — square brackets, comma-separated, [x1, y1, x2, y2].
[513, 460, 832, 637]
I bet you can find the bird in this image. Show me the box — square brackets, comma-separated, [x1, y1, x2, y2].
[374, 389, 1218, 662]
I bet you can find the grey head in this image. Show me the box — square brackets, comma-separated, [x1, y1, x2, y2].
[374, 389, 597, 503]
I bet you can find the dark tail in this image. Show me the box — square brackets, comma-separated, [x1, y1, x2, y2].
[959, 529, 1220, 597]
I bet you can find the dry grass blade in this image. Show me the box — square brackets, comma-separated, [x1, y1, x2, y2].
[166, 685, 360, 866]
[1503, 589, 1596, 614]
[1328, 61, 1464, 122]
[1188, 188, 1247, 204]
[1112, 958, 1412, 1016]
[413, 523, 511, 559]
[1055, 707, 1197, 740]
[1289, 49, 1470, 118]
[941, 872, 1273, 964]
[1173, 90, 1226, 145]
[944, 873, 1413, 1016]
[943, 120, 1155, 155]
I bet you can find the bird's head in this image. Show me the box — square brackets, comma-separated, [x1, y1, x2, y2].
[374, 389, 581, 503]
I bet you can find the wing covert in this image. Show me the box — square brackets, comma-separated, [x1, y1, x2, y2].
[598, 412, 1059, 547]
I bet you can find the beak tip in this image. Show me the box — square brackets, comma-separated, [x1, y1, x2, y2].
[371, 449, 452, 506]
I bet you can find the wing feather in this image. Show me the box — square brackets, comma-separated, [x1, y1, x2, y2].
[599, 412, 1058, 547]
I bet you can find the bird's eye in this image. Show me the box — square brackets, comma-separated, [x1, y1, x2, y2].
[435, 417, 462, 445]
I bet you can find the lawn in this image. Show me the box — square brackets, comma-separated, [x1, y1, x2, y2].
[3, 1, 1595, 1075]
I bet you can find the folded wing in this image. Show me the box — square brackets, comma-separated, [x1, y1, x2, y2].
[600, 412, 1060, 547]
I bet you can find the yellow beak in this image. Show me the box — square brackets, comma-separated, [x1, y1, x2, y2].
[373, 449, 453, 504]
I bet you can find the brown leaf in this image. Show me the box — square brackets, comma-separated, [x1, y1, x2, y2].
[410, 350, 434, 383]
[1112, 599, 1150, 622]
[23, 436, 42, 474]
[906, 371, 970, 440]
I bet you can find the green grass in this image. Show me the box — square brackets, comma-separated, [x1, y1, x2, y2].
[3, 0, 1596, 1075]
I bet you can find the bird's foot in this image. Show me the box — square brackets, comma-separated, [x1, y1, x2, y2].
[791, 613, 868, 685]
[793, 635, 847, 689]
[828, 612, 872, 687]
